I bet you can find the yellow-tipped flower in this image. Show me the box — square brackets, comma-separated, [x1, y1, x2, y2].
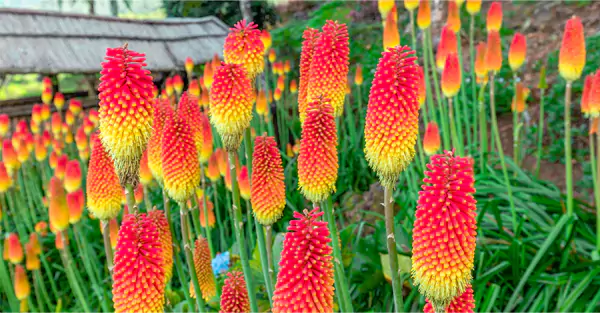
[423, 122, 441, 156]
[48, 176, 70, 233]
[474, 42, 488, 82]
[0, 161, 13, 193]
[446, 1, 461, 33]
[148, 100, 172, 184]
[98, 45, 154, 186]
[378, 0, 395, 20]
[298, 28, 320, 123]
[509, 32, 527, 71]
[25, 242, 40, 270]
[307, 21, 350, 117]
[7, 233, 24, 264]
[417, 0, 431, 30]
[436, 26, 458, 70]
[441, 53, 462, 98]
[355, 64, 364, 86]
[466, 0, 481, 15]
[14, 265, 30, 300]
[251, 135, 286, 225]
[178, 92, 204, 162]
[559, 16, 586, 82]
[261, 29, 272, 52]
[486, 1, 502, 32]
[485, 30, 503, 73]
[223, 20, 265, 81]
[298, 97, 338, 203]
[161, 112, 200, 203]
[87, 134, 122, 220]
[209, 63, 254, 151]
[67, 189, 84, 224]
[190, 236, 216, 301]
[148, 210, 174, 283]
[139, 150, 153, 186]
[383, 9, 400, 50]
[405, 0, 419, 11]
[364, 46, 419, 187]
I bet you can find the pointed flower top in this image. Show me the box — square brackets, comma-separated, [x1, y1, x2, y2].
[223, 20, 265, 81]
[559, 16, 586, 82]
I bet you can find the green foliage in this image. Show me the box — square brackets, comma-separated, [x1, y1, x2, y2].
[163, 1, 278, 28]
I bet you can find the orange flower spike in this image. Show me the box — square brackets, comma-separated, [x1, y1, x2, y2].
[383, 9, 400, 50]
[7, 233, 24, 264]
[298, 28, 320, 123]
[272, 208, 334, 312]
[98, 46, 155, 186]
[308, 21, 350, 117]
[417, 0, 431, 30]
[88, 109, 99, 125]
[474, 42, 488, 81]
[64, 160, 82, 193]
[185, 56, 195, 75]
[134, 184, 144, 204]
[417, 66, 426, 108]
[14, 265, 30, 300]
[209, 63, 254, 151]
[0, 162, 12, 193]
[3, 139, 20, 174]
[83, 116, 95, 135]
[276, 75, 285, 91]
[16, 141, 29, 164]
[378, 0, 395, 20]
[289, 79, 298, 94]
[54, 231, 69, 250]
[412, 150, 477, 309]
[206, 153, 220, 182]
[511, 83, 527, 113]
[178, 92, 204, 161]
[161, 111, 200, 202]
[139, 150, 153, 186]
[446, 1, 461, 33]
[486, 1, 502, 32]
[485, 30, 503, 73]
[559, 16, 586, 82]
[466, 0, 481, 15]
[509, 33, 527, 71]
[274, 88, 282, 101]
[220, 271, 250, 313]
[424, 285, 475, 313]
[42, 76, 52, 89]
[237, 165, 251, 200]
[216, 148, 228, 177]
[75, 126, 88, 152]
[41, 104, 51, 122]
[261, 29, 272, 52]
[0, 114, 9, 137]
[28, 233, 41, 255]
[587, 71, 600, 117]
[48, 177, 70, 232]
[268, 49, 276, 63]
[165, 77, 174, 97]
[35, 222, 48, 237]
[223, 20, 265, 81]
[109, 218, 119, 249]
[404, 0, 419, 11]
[86, 134, 122, 220]
[202, 63, 215, 90]
[147, 210, 174, 283]
[436, 26, 458, 70]
[31, 104, 42, 125]
[189, 79, 200, 97]
[256, 90, 268, 116]
[112, 214, 166, 313]
[190, 237, 217, 301]
[173, 75, 184, 95]
[364, 46, 420, 187]
[67, 189, 85, 224]
[251, 135, 286, 225]
[590, 117, 599, 135]
[298, 98, 338, 203]
[442, 53, 462, 98]
[148, 100, 171, 184]
[423, 122, 441, 156]
[52, 92, 64, 110]
[581, 75, 593, 115]
[25, 242, 40, 271]
[55, 155, 68, 180]
[69, 99, 83, 116]
[49, 150, 59, 170]
[286, 143, 294, 158]
[355, 65, 364, 86]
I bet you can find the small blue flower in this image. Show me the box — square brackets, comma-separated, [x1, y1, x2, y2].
[211, 251, 230, 276]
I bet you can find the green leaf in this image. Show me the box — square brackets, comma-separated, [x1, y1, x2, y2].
[379, 253, 411, 283]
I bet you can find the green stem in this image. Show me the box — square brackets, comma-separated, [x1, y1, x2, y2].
[125, 184, 137, 215]
[490, 73, 518, 235]
[228, 150, 259, 312]
[470, 15, 478, 148]
[35, 270, 53, 312]
[565, 82, 574, 219]
[456, 36, 471, 149]
[409, 10, 417, 50]
[179, 202, 206, 312]
[101, 220, 114, 275]
[211, 183, 227, 250]
[265, 225, 274, 278]
[60, 230, 91, 313]
[33, 268, 45, 313]
[0, 243, 19, 312]
[427, 29, 450, 150]
[596, 131, 600, 254]
[422, 31, 437, 130]
[383, 186, 404, 312]
[535, 88, 546, 177]
[143, 185, 152, 211]
[448, 97, 463, 156]
[200, 166, 216, 260]
[478, 84, 488, 174]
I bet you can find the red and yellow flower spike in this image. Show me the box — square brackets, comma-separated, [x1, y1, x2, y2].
[87, 134, 122, 220]
[256, 90, 268, 116]
[69, 99, 82, 116]
[198, 112, 213, 164]
[48, 176, 70, 232]
[417, 0, 431, 30]
[25, 242, 40, 271]
[237, 165, 251, 200]
[98, 45, 154, 186]
[272, 208, 334, 313]
[148, 100, 171, 184]
[0, 162, 12, 193]
[298, 28, 320, 123]
[112, 213, 166, 313]
[173, 74, 184, 95]
[185, 57, 194, 77]
[261, 29, 272, 52]
[3, 139, 20, 174]
[178, 92, 204, 161]
[55, 155, 68, 180]
[161, 111, 200, 203]
[559, 16, 586, 82]
[54, 92, 65, 110]
[203, 62, 214, 90]
[190, 236, 216, 301]
[206, 152, 221, 182]
[446, 1, 461, 33]
[383, 10, 400, 50]
[268, 49, 276, 63]
[581, 74, 593, 116]
[509, 32, 527, 71]
[423, 122, 441, 156]
[298, 97, 338, 203]
[412, 150, 477, 310]
[209, 63, 254, 151]
[474, 42, 488, 83]
[378, 0, 395, 20]
[251, 135, 286, 225]
[486, 1, 502, 32]
[14, 264, 30, 300]
[7, 233, 24, 264]
[466, 0, 481, 15]
[511, 83, 527, 113]
[0, 114, 9, 137]
[197, 190, 216, 228]
[485, 30, 502, 73]
[139, 150, 153, 186]
[587, 71, 600, 117]
[424, 285, 475, 313]
[436, 26, 458, 70]
[67, 189, 84, 224]
[220, 271, 250, 313]
[355, 65, 364, 86]
[364, 46, 419, 187]
[223, 20, 265, 81]
[442, 53, 462, 98]
[307, 20, 350, 117]
[64, 159, 82, 193]
[148, 210, 174, 283]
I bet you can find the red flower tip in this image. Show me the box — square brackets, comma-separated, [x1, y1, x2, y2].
[67, 189, 84, 224]
[251, 135, 286, 225]
[446, 1, 461, 33]
[424, 285, 475, 313]
[220, 271, 250, 313]
[559, 16, 586, 82]
[7, 233, 24, 264]
[436, 25, 458, 70]
[64, 160, 82, 193]
[486, 1, 502, 32]
[441, 53, 462, 98]
[223, 20, 265, 81]
[423, 122, 441, 156]
[485, 30, 502, 73]
[509, 32, 527, 71]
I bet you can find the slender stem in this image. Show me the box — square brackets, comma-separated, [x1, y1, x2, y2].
[101, 220, 114, 274]
[35, 270, 53, 312]
[456, 35, 471, 149]
[60, 231, 91, 313]
[143, 185, 152, 211]
[478, 84, 488, 174]
[265, 225, 274, 277]
[179, 202, 206, 312]
[33, 264, 46, 312]
[228, 151, 259, 312]
[535, 88, 546, 177]
[565, 82, 574, 219]
[0, 246, 19, 312]
[409, 10, 417, 50]
[422, 32, 437, 130]
[200, 165, 216, 259]
[490, 73, 518, 234]
[596, 131, 600, 253]
[469, 15, 478, 149]
[211, 183, 227, 249]
[448, 97, 463, 155]
[383, 186, 404, 312]
[125, 184, 137, 215]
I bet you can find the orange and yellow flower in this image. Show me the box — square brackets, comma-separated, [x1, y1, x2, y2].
[272, 208, 334, 313]
[48, 176, 70, 232]
[511, 83, 528, 113]
[355, 65, 364, 86]
[412, 150, 477, 309]
[298, 97, 338, 203]
[64, 160, 82, 193]
[424, 285, 475, 313]
[441, 53, 462, 98]
[587, 71, 600, 117]
[190, 236, 216, 301]
[417, 0, 431, 30]
[485, 30, 502, 73]
[364, 46, 419, 187]
[298, 28, 320, 123]
[148, 100, 172, 184]
[509, 32, 527, 71]
[436, 26, 458, 70]
[87, 134, 122, 220]
[261, 29, 272, 52]
[446, 1, 461, 33]
[486, 1, 502, 32]
[139, 150, 153, 186]
[25, 242, 40, 271]
[237, 166, 251, 200]
[220, 271, 250, 313]
[383, 8, 400, 50]
[206, 152, 221, 182]
[7, 233, 24, 264]
[3, 139, 20, 174]
[223, 20, 265, 81]
[14, 265, 30, 300]
[559, 16, 586, 82]
[474, 42, 488, 83]
[251, 135, 286, 225]
[423, 122, 441, 156]
[0, 161, 13, 193]
[178, 92, 204, 162]
[148, 210, 173, 283]
[466, 0, 481, 15]
[405, 0, 419, 11]
[67, 189, 84, 224]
